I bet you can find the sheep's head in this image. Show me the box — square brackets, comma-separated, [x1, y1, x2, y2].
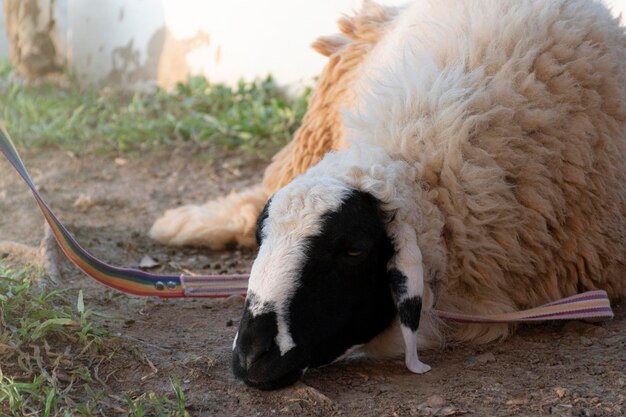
[232, 173, 430, 390]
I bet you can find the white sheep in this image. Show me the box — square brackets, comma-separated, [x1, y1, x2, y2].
[183, 0, 626, 390]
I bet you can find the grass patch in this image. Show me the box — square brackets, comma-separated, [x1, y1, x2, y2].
[0, 60, 310, 155]
[0, 262, 109, 416]
[125, 377, 190, 417]
[0, 261, 191, 416]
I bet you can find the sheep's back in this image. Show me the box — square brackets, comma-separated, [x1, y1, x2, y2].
[346, 0, 626, 339]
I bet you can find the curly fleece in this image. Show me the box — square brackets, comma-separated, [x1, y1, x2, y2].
[319, 0, 626, 349]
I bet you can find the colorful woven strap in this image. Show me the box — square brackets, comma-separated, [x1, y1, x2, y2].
[0, 126, 248, 298]
[0, 126, 615, 322]
[432, 290, 614, 323]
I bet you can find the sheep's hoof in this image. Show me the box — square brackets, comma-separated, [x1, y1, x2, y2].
[406, 359, 431, 374]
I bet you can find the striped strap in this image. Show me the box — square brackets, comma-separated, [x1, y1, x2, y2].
[0, 126, 615, 322]
[433, 290, 614, 323]
[0, 125, 248, 298]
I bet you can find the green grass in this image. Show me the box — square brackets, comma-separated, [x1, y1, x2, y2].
[0, 262, 107, 416]
[0, 60, 311, 155]
[125, 377, 191, 417]
[0, 261, 191, 416]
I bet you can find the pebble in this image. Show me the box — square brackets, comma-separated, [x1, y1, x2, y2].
[73, 193, 96, 211]
[139, 255, 161, 269]
[219, 294, 245, 306]
[506, 394, 529, 406]
[555, 387, 568, 398]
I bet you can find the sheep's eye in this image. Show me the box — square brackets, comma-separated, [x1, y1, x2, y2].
[346, 250, 362, 257]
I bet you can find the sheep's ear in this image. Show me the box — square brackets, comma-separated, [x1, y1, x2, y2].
[387, 223, 431, 374]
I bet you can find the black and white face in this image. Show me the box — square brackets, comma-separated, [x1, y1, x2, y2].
[231, 178, 397, 390]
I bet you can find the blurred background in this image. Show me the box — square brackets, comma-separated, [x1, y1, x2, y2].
[0, 0, 625, 155]
[0, 0, 412, 89]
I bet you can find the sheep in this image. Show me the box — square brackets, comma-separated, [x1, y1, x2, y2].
[230, 0, 626, 390]
[149, 1, 397, 249]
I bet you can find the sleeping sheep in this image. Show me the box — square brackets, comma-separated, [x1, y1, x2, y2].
[162, 0, 626, 390]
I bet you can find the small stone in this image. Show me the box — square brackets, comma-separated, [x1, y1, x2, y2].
[506, 394, 529, 406]
[219, 294, 245, 306]
[114, 157, 128, 166]
[555, 387, 568, 398]
[73, 194, 96, 211]
[139, 255, 161, 269]
[226, 319, 234, 327]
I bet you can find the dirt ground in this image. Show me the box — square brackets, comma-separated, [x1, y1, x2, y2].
[0, 148, 624, 417]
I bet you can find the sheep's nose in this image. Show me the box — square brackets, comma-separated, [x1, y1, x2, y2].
[235, 311, 279, 371]
[238, 332, 275, 370]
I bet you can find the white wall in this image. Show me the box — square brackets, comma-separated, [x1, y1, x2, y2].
[64, 0, 407, 88]
[158, 0, 405, 87]
[66, 0, 166, 86]
[0, 0, 408, 88]
[0, 0, 624, 88]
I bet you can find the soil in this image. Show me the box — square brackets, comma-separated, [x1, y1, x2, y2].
[0, 148, 624, 417]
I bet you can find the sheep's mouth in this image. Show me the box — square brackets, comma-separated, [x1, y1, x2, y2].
[238, 367, 305, 390]
[232, 346, 308, 390]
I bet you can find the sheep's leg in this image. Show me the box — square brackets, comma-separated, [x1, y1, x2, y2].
[149, 133, 335, 249]
[150, 184, 267, 249]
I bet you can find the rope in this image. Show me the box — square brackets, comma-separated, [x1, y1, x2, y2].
[0, 125, 614, 322]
